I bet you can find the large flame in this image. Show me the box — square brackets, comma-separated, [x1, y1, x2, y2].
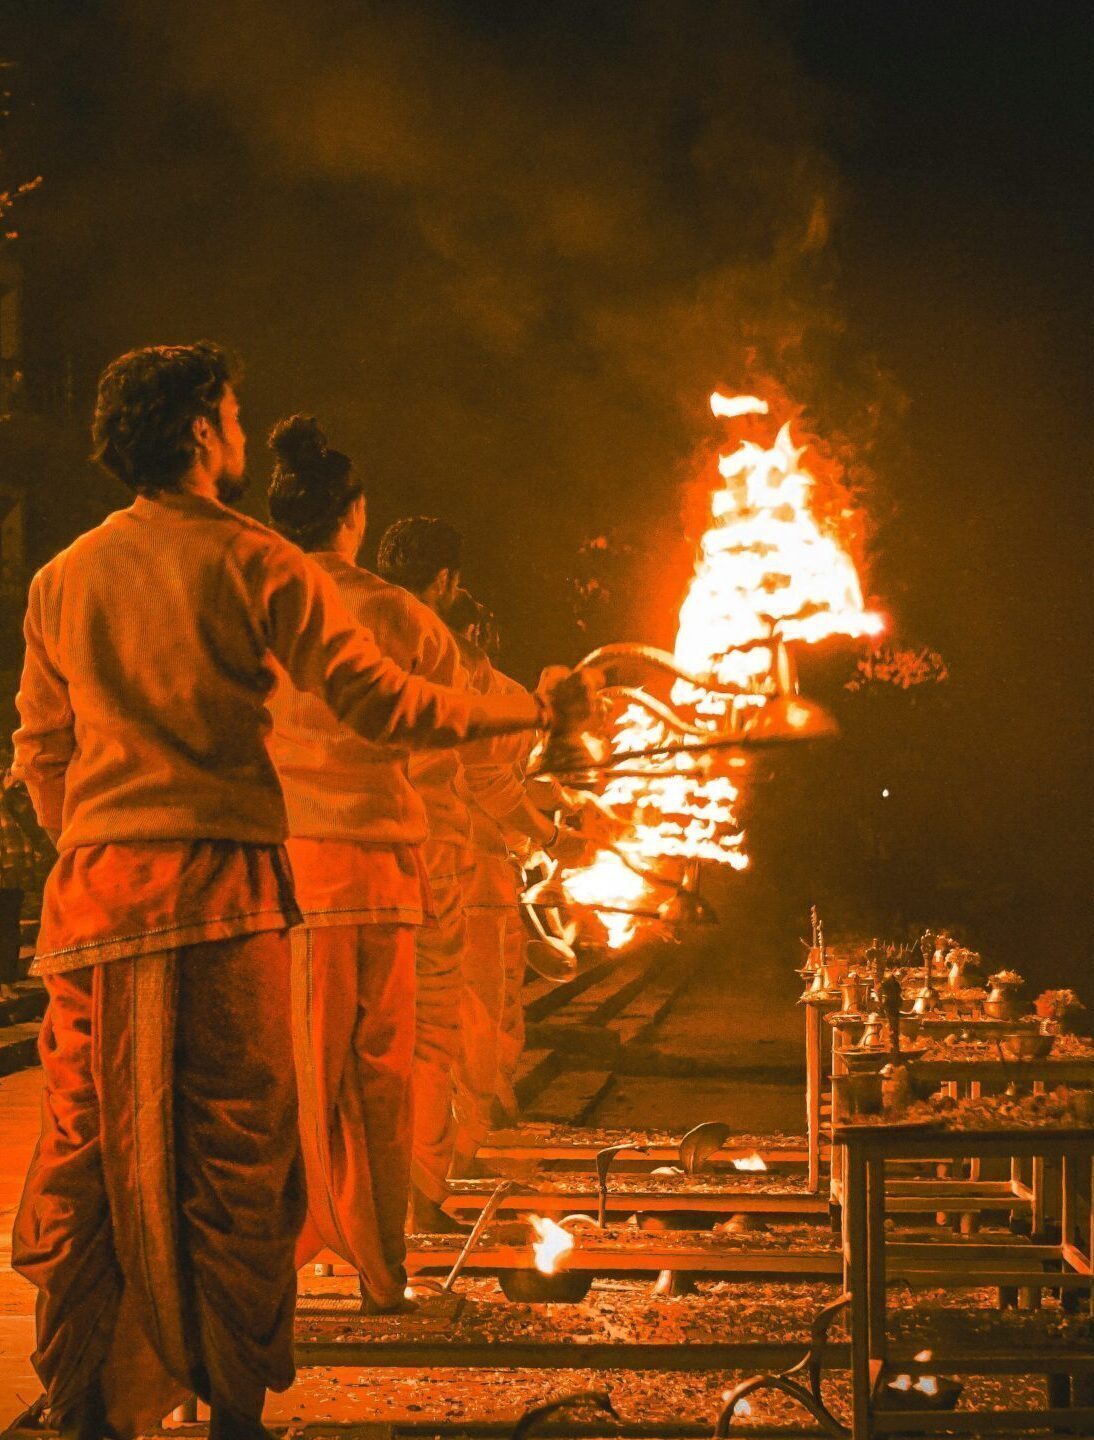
[732, 1151, 768, 1172]
[558, 393, 882, 947]
[529, 1214, 576, 1275]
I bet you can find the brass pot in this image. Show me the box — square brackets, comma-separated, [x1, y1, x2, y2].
[946, 948, 984, 992]
[856, 1013, 888, 1050]
[840, 975, 872, 1013]
[984, 975, 1026, 1022]
[822, 953, 849, 989]
[844, 1070, 884, 1116]
[910, 986, 938, 1017]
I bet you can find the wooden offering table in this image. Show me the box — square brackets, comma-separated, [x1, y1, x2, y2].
[478, 1124, 810, 1169]
[837, 1121, 1094, 1438]
[445, 1170, 829, 1220]
[827, 1016, 1094, 1228]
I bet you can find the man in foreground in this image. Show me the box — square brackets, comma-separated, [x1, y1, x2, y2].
[11, 345, 584, 1440]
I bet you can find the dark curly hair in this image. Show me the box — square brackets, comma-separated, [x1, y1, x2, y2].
[90, 341, 240, 495]
[376, 516, 463, 593]
[267, 414, 361, 551]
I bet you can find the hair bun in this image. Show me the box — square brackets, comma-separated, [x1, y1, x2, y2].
[268, 414, 328, 472]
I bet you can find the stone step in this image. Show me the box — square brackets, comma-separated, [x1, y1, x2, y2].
[0, 1022, 40, 1077]
[523, 1068, 616, 1126]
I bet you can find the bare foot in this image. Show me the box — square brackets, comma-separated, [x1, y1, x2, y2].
[207, 1407, 277, 1440]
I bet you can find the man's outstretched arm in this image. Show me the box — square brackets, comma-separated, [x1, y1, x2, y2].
[250, 537, 553, 748]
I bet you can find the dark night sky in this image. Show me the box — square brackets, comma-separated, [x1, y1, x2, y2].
[4, 0, 1092, 971]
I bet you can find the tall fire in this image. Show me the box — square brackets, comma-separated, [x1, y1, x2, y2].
[558, 392, 883, 947]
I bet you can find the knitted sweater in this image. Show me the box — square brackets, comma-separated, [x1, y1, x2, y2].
[269, 555, 460, 845]
[13, 492, 484, 850]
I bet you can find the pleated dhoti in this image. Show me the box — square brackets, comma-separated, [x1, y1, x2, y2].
[13, 931, 304, 1438]
[291, 922, 416, 1308]
[410, 841, 470, 1202]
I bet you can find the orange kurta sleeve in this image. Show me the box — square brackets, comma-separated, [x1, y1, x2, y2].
[13, 575, 76, 839]
[246, 537, 480, 750]
[457, 658, 533, 823]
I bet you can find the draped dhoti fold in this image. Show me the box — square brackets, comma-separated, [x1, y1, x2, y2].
[410, 842, 469, 1202]
[495, 908, 528, 1118]
[454, 847, 528, 1149]
[13, 932, 304, 1437]
[453, 909, 508, 1155]
[291, 923, 416, 1308]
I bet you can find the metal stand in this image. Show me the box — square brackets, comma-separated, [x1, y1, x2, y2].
[715, 1293, 851, 1435]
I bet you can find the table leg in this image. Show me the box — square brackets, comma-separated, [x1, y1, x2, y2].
[1031, 1084, 1047, 1238]
[938, 1084, 957, 1229]
[806, 1003, 822, 1194]
[867, 1156, 887, 1366]
[830, 1031, 846, 1216]
[1088, 1155, 1094, 1320]
[1020, 1091, 1047, 1310]
[961, 1082, 982, 1236]
[1062, 1155, 1075, 1248]
[1061, 1154, 1079, 1315]
[847, 1146, 873, 1439]
[1005, 1152, 1024, 1307]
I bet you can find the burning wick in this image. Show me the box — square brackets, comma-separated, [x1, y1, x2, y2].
[889, 1368, 941, 1399]
[915, 1350, 933, 1362]
[529, 1215, 575, 1275]
[732, 1151, 768, 1172]
[720, 1393, 752, 1418]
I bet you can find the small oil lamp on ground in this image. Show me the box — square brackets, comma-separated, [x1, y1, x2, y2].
[498, 1213, 595, 1303]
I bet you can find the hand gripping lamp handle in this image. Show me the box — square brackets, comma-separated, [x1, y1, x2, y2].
[536, 637, 837, 779]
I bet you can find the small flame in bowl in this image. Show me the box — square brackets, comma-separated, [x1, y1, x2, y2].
[529, 1215, 575, 1275]
[915, 1349, 933, 1362]
[732, 1151, 768, 1172]
[720, 1393, 752, 1418]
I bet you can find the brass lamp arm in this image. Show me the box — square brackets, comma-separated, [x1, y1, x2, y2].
[574, 643, 758, 697]
[546, 722, 818, 777]
[607, 841, 691, 897]
[600, 685, 712, 738]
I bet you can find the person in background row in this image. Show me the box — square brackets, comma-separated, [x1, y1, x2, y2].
[447, 592, 623, 1152]
[376, 519, 592, 1225]
[265, 416, 451, 1312]
[444, 591, 541, 1168]
[10, 345, 587, 1440]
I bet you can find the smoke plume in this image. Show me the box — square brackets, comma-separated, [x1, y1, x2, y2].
[48, 0, 888, 672]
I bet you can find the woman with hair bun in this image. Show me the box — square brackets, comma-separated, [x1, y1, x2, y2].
[266, 415, 471, 1313]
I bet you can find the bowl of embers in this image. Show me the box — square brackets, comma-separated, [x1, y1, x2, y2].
[997, 1023, 1056, 1062]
